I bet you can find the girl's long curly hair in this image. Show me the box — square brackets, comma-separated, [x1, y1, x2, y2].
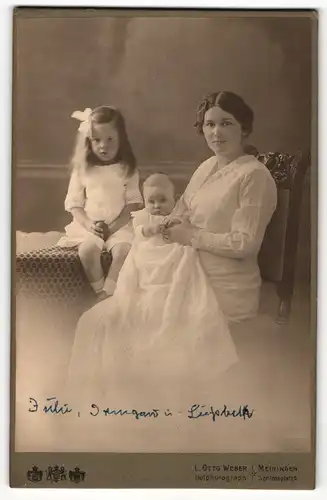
[70, 106, 136, 177]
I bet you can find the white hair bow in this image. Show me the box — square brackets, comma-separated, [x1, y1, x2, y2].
[71, 108, 92, 134]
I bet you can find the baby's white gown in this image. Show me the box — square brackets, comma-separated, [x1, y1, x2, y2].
[66, 209, 239, 409]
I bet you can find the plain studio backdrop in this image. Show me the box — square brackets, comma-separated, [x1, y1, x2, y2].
[13, 13, 313, 454]
[16, 15, 311, 254]
[15, 16, 312, 164]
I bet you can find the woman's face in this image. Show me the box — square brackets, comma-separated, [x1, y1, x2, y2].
[202, 106, 244, 156]
[90, 122, 119, 163]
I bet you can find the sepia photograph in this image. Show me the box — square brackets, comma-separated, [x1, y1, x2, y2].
[11, 7, 317, 489]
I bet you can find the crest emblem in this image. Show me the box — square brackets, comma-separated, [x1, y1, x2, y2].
[69, 467, 86, 483]
[46, 465, 67, 483]
[27, 465, 43, 483]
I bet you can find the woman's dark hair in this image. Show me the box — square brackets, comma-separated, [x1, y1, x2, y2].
[72, 106, 136, 177]
[195, 91, 254, 136]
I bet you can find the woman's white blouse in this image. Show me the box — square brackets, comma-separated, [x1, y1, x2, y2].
[184, 155, 277, 258]
[178, 154, 278, 322]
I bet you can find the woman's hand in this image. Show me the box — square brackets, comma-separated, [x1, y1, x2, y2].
[162, 221, 199, 246]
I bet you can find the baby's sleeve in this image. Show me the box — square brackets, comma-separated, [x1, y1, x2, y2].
[131, 209, 150, 238]
[64, 170, 86, 213]
[125, 170, 143, 205]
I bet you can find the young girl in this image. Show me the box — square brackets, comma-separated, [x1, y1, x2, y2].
[65, 173, 238, 411]
[57, 106, 143, 300]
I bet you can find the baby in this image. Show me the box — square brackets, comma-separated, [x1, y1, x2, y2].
[133, 173, 189, 239]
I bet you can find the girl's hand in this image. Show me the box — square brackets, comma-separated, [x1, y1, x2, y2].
[95, 221, 110, 240]
[85, 220, 105, 238]
[162, 222, 199, 246]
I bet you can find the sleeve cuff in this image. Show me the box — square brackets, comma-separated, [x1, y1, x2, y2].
[65, 203, 85, 212]
[190, 229, 204, 249]
[133, 225, 146, 238]
[191, 229, 226, 253]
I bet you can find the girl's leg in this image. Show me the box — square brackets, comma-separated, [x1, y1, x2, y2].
[78, 238, 104, 293]
[102, 243, 131, 296]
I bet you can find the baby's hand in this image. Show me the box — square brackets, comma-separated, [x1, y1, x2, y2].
[163, 218, 183, 229]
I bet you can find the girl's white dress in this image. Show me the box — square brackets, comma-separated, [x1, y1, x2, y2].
[66, 208, 239, 407]
[57, 163, 143, 250]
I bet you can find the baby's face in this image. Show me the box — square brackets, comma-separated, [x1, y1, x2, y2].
[144, 186, 175, 216]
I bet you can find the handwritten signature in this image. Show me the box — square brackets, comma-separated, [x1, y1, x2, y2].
[28, 398, 254, 421]
[188, 404, 254, 421]
[29, 397, 72, 415]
